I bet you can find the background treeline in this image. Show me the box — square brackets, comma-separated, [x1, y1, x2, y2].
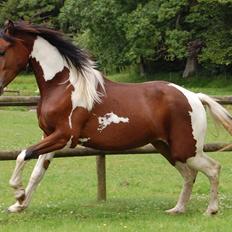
[0, 0, 232, 77]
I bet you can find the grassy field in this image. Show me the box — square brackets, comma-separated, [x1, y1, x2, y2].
[5, 71, 232, 96]
[0, 73, 232, 231]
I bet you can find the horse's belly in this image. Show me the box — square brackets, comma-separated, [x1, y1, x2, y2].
[79, 115, 153, 150]
[80, 134, 151, 150]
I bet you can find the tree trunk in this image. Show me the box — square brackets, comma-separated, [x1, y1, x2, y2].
[139, 56, 145, 77]
[183, 57, 198, 78]
[183, 39, 203, 78]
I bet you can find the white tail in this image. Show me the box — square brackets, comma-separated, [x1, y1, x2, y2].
[197, 93, 232, 135]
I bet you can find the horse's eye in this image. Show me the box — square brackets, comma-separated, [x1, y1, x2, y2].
[0, 51, 5, 56]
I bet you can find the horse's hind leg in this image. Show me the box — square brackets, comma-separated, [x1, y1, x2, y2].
[187, 152, 221, 215]
[8, 153, 54, 213]
[166, 162, 197, 214]
[152, 141, 197, 214]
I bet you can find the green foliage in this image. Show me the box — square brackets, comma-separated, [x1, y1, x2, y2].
[0, 0, 232, 74]
[185, 1, 232, 69]
[0, 0, 20, 23]
[123, 2, 161, 63]
[157, 0, 187, 22]
[58, 0, 85, 33]
[0, 0, 63, 26]
[200, 31, 232, 66]
[165, 29, 190, 60]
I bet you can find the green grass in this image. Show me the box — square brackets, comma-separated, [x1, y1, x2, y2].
[0, 73, 232, 231]
[4, 73, 38, 96]
[4, 71, 232, 96]
[110, 71, 232, 96]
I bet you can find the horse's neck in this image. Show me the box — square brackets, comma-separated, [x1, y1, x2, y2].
[30, 36, 106, 111]
[30, 59, 69, 97]
[29, 36, 71, 96]
[30, 36, 65, 81]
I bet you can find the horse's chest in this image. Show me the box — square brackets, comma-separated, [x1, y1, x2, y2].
[37, 101, 71, 129]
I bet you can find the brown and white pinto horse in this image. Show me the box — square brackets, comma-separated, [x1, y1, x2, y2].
[0, 20, 232, 215]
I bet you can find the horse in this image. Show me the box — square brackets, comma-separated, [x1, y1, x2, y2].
[0, 20, 231, 215]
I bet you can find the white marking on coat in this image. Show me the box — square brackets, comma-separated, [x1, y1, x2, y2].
[78, 138, 90, 143]
[68, 110, 74, 129]
[9, 150, 27, 188]
[31, 36, 64, 81]
[97, 112, 129, 131]
[64, 136, 73, 148]
[22, 153, 54, 210]
[30, 36, 105, 129]
[168, 83, 206, 153]
[68, 62, 105, 127]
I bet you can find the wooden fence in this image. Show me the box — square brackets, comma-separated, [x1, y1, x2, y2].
[0, 95, 232, 201]
[0, 95, 232, 106]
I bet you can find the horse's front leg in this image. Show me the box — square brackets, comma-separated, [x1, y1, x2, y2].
[8, 131, 71, 212]
[24, 131, 71, 160]
[8, 150, 28, 208]
[8, 153, 54, 213]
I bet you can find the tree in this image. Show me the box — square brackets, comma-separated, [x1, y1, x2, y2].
[185, 0, 232, 74]
[0, 0, 64, 27]
[59, 0, 191, 73]
[59, 0, 130, 72]
[182, 39, 203, 78]
[0, 0, 231, 75]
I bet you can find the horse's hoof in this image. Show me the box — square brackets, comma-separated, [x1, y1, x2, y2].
[165, 207, 185, 215]
[7, 202, 25, 213]
[204, 208, 218, 216]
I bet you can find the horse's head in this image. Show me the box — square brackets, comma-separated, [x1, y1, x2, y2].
[0, 20, 32, 95]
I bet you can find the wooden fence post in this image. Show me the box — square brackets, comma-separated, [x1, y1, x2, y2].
[96, 155, 106, 201]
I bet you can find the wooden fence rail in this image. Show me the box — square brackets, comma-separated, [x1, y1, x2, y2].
[1, 95, 232, 106]
[0, 143, 231, 161]
[0, 96, 39, 106]
[0, 95, 232, 201]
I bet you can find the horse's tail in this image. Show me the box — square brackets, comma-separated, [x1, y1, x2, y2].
[197, 93, 232, 135]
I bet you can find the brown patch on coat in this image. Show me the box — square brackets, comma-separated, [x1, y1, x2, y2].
[17, 193, 26, 204]
[43, 160, 51, 170]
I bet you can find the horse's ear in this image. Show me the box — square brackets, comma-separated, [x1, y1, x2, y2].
[4, 20, 15, 34]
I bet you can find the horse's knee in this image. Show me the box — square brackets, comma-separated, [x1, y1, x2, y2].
[16, 150, 27, 162]
[60, 137, 71, 147]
